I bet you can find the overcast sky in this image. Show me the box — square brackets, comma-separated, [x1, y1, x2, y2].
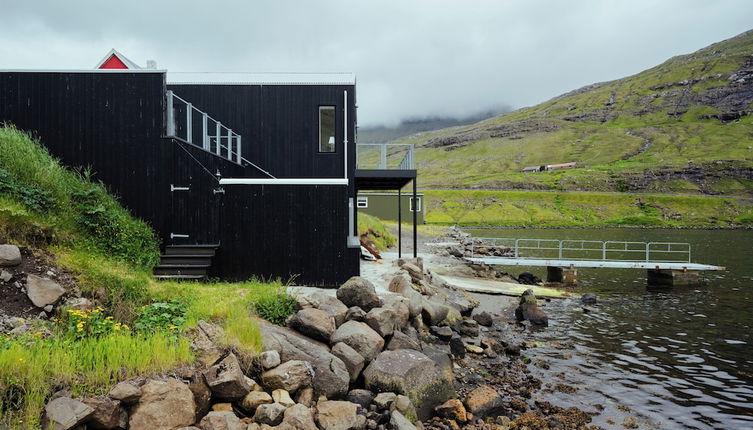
[1, 1, 752, 126]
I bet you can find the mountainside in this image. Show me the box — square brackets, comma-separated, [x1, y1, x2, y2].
[397, 30, 753, 195]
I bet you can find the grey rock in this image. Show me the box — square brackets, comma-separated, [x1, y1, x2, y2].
[580, 293, 598, 305]
[108, 382, 141, 404]
[346, 389, 375, 409]
[402, 263, 423, 283]
[44, 304, 54, 313]
[364, 307, 396, 337]
[363, 349, 454, 421]
[448, 334, 465, 358]
[337, 276, 382, 312]
[282, 404, 317, 430]
[386, 331, 421, 351]
[330, 320, 384, 362]
[387, 273, 413, 296]
[515, 290, 548, 327]
[129, 379, 196, 430]
[272, 389, 295, 407]
[310, 292, 349, 326]
[187, 373, 212, 421]
[380, 295, 410, 328]
[457, 319, 479, 337]
[261, 360, 313, 394]
[198, 411, 244, 430]
[261, 321, 350, 398]
[421, 300, 449, 326]
[0, 244, 21, 266]
[373, 392, 396, 410]
[315, 400, 364, 430]
[405, 291, 423, 318]
[389, 410, 417, 430]
[253, 403, 286, 426]
[345, 306, 366, 322]
[203, 354, 251, 401]
[420, 344, 454, 381]
[186, 320, 226, 367]
[259, 350, 281, 369]
[240, 391, 273, 414]
[472, 311, 493, 327]
[0, 270, 12, 282]
[295, 387, 315, 407]
[82, 397, 127, 430]
[26, 274, 65, 308]
[288, 308, 336, 342]
[331, 342, 365, 383]
[43, 397, 94, 430]
[430, 326, 453, 340]
[463, 385, 506, 419]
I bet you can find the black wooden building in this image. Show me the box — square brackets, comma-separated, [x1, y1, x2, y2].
[0, 61, 417, 286]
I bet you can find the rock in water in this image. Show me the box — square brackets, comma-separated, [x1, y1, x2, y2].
[0, 244, 21, 266]
[580, 293, 598, 305]
[337, 277, 382, 311]
[435, 399, 467, 423]
[449, 334, 465, 358]
[26, 274, 65, 308]
[288, 308, 336, 342]
[363, 349, 455, 421]
[472, 311, 494, 327]
[464, 385, 506, 419]
[329, 320, 385, 362]
[514, 289, 548, 327]
[517, 272, 541, 285]
[129, 379, 196, 430]
[43, 397, 94, 430]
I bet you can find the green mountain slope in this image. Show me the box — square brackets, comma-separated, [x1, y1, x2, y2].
[398, 29, 753, 195]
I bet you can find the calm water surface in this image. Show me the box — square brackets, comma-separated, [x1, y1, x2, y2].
[465, 228, 753, 430]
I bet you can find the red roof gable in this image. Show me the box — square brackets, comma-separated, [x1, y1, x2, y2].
[99, 54, 130, 69]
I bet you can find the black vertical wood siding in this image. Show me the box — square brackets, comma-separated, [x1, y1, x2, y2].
[0, 72, 359, 286]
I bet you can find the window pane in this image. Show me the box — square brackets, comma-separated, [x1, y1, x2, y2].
[319, 106, 335, 152]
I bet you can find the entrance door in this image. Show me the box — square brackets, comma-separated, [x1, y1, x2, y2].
[168, 166, 222, 246]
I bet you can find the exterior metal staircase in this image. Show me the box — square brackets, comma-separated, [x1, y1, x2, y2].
[153, 244, 219, 280]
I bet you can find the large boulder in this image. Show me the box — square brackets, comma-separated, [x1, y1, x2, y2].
[435, 399, 467, 422]
[253, 403, 286, 426]
[108, 382, 141, 404]
[288, 308, 336, 342]
[363, 349, 455, 421]
[331, 342, 365, 382]
[185, 320, 226, 367]
[364, 307, 396, 337]
[386, 331, 421, 351]
[380, 295, 410, 328]
[388, 273, 413, 296]
[309, 292, 349, 326]
[0, 244, 21, 266]
[129, 379, 196, 430]
[26, 274, 65, 308]
[390, 410, 417, 430]
[336, 277, 382, 312]
[261, 321, 350, 398]
[261, 360, 313, 394]
[198, 411, 244, 430]
[81, 397, 127, 430]
[240, 391, 273, 414]
[202, 354, 251, 401]
[283, 404, 317, 430]
[463, 385, 506, 419]
[421, 300, 450, 326]
[43, 397, 94, 430]
[315, 400, 365, 430]
[514, 289, 549, 327]
[329, 321, 384, 362]
[401, 263, 423, 283]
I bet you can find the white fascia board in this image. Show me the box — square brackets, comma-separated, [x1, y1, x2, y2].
[0, 69, 167, 74]
[220, 178, 348, 186]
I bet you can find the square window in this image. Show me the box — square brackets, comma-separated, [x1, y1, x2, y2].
[357, 197, 368, 208]
[410, 197, 421, 212]
[319, 106, 336, 152]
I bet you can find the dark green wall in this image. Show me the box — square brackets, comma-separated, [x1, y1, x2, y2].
[357, 193, 425, 223]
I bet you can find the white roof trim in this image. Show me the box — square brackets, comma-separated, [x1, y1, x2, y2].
[168, 72, 355, 86]
[0, 69, 166, 74]
[94, 49, 142, 70]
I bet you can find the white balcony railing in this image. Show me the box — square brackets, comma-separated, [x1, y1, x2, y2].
[166, 90, 242, 164]
[356, 143, 414, 170]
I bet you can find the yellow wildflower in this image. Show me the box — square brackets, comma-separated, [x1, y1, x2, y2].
[168, 325, 178, 330]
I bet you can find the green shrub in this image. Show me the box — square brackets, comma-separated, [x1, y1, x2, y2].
[134, 300, 187, 333]
[61, 307, 128, 340]
[251, 286, 296, 326]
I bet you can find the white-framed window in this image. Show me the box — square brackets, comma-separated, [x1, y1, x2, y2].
[410, 197, 422, 212]
[357, 197, 369, 208]
[319, 106, 336, 152]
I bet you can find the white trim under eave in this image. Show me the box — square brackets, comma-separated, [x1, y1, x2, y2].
[219, 178, 348, 186]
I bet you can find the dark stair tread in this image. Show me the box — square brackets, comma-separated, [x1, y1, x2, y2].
[154, 274, 206, 280]
[165, 244, 220, 248]
[155, 264, 211, 269]
[159, 254, 215, 258]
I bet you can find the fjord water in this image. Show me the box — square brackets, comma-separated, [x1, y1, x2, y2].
[465, 228, 753, 430]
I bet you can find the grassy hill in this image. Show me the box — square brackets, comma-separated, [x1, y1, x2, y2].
[395, 29, 753, 195]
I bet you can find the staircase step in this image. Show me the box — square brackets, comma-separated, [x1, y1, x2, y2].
[153, 265, 209, 277]
[154, 274, 206, 280]
[159, 255, 213, 265]
[164, 245, 218, 256]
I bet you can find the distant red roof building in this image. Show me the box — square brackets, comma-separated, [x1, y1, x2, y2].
[95, 49, 141, 70]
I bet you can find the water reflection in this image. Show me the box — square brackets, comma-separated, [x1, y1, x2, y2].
[465, 228, 753, 429]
